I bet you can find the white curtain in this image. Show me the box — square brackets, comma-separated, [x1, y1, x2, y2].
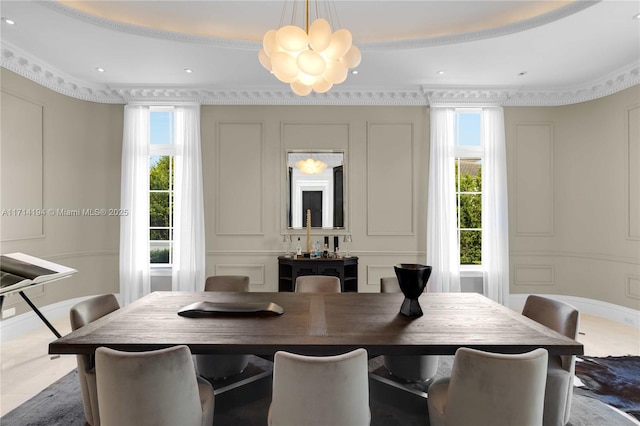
[427, 107, 461, 293]
[120, 105, 151, 305]
[482, 107, 510, 304]
[171, 105, 206, 292]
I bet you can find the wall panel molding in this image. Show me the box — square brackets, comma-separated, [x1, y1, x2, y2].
[215, 122, 264, 236]
[0, 90, 45, 241]
[513, 264, 555, 286]
[280, 122, 351, 231]
[627, 104, 640, 240]
[214, 264, 265, 286]
[513, 122, 554, 236]
[366, 122, 414, 236]
[626, 275, 640, 300]
[510, 250, 639, 265]
[366, 265, 397, 286]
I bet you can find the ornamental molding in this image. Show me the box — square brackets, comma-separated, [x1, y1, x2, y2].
[37, 0, 597, 52]
[1, 43, 123, 104]
[113, 87, 429, 106]
[2, 41, 638, 106]
[426, 63, 640, 107]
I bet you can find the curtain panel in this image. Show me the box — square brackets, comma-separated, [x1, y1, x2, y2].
[172, 105, 206, 292]
[481, 107, 510, 304]
[427, 107, 461, 294]
[120, 105, 151, 305]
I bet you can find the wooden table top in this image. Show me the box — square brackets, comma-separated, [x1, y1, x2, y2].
[49, 291, 583, 357]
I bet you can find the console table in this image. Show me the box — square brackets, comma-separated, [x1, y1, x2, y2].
[278, 256, 359, 292]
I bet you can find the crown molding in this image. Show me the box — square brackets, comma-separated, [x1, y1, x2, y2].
[112, 87, 429, 106]
[2, 41, 638, 107]
[425, 63, 640, 107]
[1, 42, 123, 104]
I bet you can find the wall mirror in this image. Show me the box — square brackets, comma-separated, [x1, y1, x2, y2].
[286, 150, 345, 229]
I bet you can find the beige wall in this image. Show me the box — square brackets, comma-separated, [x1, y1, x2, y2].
[2, 68, 638, 312]
[505, 85, 640, 309]
[201, 106, 429, 293]
[1, 70, 123, 315]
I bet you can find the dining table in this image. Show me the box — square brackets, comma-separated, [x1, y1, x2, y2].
[49, 290, 584, 417]
[49, 290, 583, 357]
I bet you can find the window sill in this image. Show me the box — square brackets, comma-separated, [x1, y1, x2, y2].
[150, 266, 172, 277]
[459, 266, 484, 278]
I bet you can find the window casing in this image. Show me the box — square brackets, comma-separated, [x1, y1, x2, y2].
[149, 108, 176, 265]
[454, 109, 483, 266]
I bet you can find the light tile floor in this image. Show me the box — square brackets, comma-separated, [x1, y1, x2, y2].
[0, 312, 638, 416]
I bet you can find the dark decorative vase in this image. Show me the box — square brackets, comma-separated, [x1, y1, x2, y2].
[394, 263, 432, 317]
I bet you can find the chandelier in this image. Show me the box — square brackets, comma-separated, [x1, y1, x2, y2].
[296, 156, 328, 174]
[258, 0, 361, 96]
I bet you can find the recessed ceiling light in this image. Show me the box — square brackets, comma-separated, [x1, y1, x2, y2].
[633, 13, 640, 20]
[518, 71, 528, 76]
[351, 70, 358, 75]
[96, 67, 105, 73]
[437, 70, 445, 75]
[184, 68, 193, 73]
[2, 17, 15, 25]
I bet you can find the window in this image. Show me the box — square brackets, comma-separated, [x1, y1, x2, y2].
[149, 109, 176, 265]
[454, 110, 483, 265]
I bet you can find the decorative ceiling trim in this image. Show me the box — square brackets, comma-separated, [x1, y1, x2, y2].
[2, 41, 638, 107]
[113, 87, 429, 106]
[426, 63, 640, 107]
[37, 0, 597, 51]
[0, 42, 122, 104]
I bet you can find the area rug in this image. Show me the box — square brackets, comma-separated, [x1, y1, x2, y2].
[2, 355, 638, 426]
[575, 355, 640, 421]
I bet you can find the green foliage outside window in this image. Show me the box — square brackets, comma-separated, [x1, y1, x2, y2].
[456, 161, 482, 265]
[150, 248, 170, 264]
[149, 155, 174, 263]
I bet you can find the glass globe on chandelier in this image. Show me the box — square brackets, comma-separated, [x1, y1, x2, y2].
[258, 0, 361, 96]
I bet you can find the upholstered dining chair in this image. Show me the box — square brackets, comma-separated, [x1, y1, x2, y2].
[268, 348, 370, 426]
[380, 276, 439, 382]
[295, 275, 341, 293]
[195, 275, 251, 380]
[522, 295, 580, 426]
[428, 347, 548, 426]
[95, 345, 214, 426]
[204, 275, 250, 292]
[69, 294, 120, 426]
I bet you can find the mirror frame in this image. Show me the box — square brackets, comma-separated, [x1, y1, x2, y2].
[283, 149, 348, 233]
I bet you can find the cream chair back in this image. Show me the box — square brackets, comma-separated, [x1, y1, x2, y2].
[269, 348, 370, 426]
[70, 294, 120, 426]
[204, 275, 250, 292]
[95, 345, 214, 426]
[523, 295, 580, 426]
[428, 347, 548, 426]
[295, 275, 341, 293]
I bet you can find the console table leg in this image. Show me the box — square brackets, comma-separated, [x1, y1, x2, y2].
[18, 291, 61, 338]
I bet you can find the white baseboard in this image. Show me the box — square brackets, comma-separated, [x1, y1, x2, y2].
[509, 294, 640, 329]
[0, 294, 121, 343]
